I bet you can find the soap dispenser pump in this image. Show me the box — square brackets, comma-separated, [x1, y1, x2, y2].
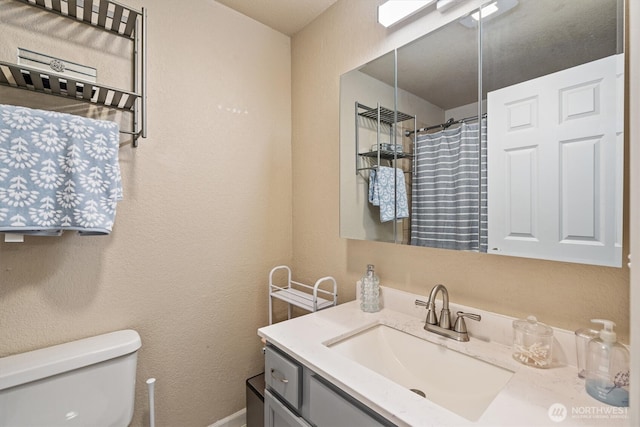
[585, 319, 630, 407]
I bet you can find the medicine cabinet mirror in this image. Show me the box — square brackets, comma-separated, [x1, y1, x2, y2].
[339, 0, 624, 267]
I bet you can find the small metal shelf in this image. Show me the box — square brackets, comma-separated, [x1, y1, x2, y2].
[355, 102, 416, 176]
[268, 265, 337, 325]
[17, 0, 142, 39]
[359, 150, 413, 160]
[358, 104, 413, 125]
[2, 0, 147, 145]
[0, 61, 139, 112]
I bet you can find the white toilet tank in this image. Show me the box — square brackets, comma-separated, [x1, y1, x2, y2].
[0, 329, 141, 427]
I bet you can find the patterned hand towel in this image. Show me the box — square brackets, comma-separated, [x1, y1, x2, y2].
[0, 104, 122, 235]
[368, 166, 409, 223]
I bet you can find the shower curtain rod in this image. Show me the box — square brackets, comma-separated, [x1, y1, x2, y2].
[405, 113, 487, 136]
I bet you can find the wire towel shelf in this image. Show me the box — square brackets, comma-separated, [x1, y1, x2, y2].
[1, 0, 148, 145]
[268, 265, 337, 325]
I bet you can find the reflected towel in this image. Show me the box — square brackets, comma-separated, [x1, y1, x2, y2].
[368, 166, 409, 222]
[0, 104, 122, 235]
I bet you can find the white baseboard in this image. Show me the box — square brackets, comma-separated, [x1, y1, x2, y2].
[208, 408, 246, 427]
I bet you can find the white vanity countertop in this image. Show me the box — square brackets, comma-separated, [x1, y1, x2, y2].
[258, 286, 630, 427]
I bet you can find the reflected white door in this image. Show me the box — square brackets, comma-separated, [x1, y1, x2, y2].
[488, 54, 623, 267]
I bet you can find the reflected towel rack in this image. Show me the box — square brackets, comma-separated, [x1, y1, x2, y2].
[0, 0, 148, 146]
[355, 102, 415, 175]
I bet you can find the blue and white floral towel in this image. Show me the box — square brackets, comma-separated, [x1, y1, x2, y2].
[0, 104, 122, 235]
[368, 166, 409, 223]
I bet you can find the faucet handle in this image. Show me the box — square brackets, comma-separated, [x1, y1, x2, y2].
[415, 299, 438, 325]
[453, 311, 481, 333]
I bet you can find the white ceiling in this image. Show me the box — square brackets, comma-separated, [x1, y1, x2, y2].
[215, 0, 339, 36]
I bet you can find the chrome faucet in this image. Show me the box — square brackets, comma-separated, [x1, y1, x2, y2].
[415, 284, 480, 342]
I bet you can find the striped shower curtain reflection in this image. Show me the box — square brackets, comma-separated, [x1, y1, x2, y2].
[410, 120, 487, 252]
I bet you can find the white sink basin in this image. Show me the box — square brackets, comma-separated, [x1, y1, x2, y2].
[327, 324, 514, 421]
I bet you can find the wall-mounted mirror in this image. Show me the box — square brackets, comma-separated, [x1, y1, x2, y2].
[339, 0, 624, 267]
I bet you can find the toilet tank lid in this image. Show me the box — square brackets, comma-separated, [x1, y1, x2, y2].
[0, 329, 141, 391]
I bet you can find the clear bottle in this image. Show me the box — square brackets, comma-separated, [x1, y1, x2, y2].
[585, 319, 630, 407]
[360, 264, 380, 313]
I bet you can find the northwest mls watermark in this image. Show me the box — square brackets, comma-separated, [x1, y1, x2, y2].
[548, 403, 628, 423]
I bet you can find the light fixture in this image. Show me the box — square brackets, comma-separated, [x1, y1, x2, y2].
[471, 1, 499, 20]
[435, 0, 465, 13]
[459, 0, 518, 28]
[378, 0, 436, 28]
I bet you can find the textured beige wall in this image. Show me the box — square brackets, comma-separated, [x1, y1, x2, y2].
[291, 0, 630, 341]
[0, 1, 292, 426]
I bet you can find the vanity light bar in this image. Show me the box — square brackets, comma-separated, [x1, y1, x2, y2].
[471, 1, 499, 20]
[378, 0, 436, 27]
[459, 0, 518, 28]
[435, 0, 465, 13]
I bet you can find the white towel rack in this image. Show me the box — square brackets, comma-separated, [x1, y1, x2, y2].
[268, 265, 337, 325]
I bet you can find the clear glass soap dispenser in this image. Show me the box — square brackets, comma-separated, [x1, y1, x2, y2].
[585, 319, 630, 407]
[360, 264, 380, 313]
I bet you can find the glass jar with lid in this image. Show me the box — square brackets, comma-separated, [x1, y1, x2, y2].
[512, 315, 554, 368]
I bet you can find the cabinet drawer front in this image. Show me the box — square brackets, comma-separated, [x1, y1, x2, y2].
[265, 346, 301, 410]
[265, 390, 311, 427]
[309, 375, 394, 427]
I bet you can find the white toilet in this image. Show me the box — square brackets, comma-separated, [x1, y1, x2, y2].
[0, 329, 141, 427]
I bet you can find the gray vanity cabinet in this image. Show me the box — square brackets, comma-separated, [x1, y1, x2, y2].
[265, 346, 302, 411]
[264, 344, 395, 427]
[308, 375, 392, 427]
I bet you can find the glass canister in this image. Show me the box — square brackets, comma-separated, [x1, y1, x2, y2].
[575, 328, 600, 378]
[360, 264, 380, 313]
[512, 315, 554, 368]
